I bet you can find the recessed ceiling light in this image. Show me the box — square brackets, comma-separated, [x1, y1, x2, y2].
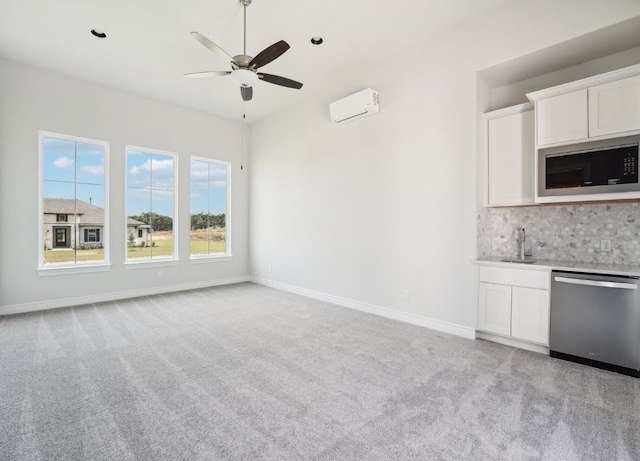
[310, 37, 323, 45]
[91, 29, 107, 38]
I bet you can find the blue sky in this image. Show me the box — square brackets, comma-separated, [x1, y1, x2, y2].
[43, 138, 227, 217]
[43, 137, 105, 208]
[126, 150, 175, 217]
[190, 159, 227, 216]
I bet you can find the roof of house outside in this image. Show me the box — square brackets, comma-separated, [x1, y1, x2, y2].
[43, 198, 145, 226]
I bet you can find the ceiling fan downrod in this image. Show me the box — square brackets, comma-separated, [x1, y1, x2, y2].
[240, 0, 251, 56]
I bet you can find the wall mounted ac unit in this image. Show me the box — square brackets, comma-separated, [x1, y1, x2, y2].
[329, 88, 380, 123]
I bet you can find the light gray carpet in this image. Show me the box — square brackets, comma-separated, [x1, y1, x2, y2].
[1, 282, 639, 460]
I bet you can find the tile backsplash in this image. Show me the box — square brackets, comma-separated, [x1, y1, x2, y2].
[478, 202, 640, 265]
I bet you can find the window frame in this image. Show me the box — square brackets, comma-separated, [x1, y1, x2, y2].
[125, 145, 179, 266]
[189, 156, 231, 262]
[38, 131, 110, 275]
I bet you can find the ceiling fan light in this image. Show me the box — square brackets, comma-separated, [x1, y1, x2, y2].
[231, 69, 258, 87]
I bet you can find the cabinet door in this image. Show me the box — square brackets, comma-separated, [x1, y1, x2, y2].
[478, 282, 511, 336]
[589, 75, 640, 138]
[511, 287, 550, 345]
[486, 110, 535, 206]
[536, 89, 588, 146]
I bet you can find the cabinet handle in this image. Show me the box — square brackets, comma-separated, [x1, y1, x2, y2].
[554, 276, 637, 290]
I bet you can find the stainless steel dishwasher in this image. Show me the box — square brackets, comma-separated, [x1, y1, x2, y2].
[550, 270, 640, 377]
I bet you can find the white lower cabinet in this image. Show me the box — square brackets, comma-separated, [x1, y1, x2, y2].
[511, 286, 550, 344]
[478, 283, 511, 336]
[477, 266, 551, 346]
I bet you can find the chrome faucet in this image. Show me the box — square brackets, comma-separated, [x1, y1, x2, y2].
[519, 227, 526, 260]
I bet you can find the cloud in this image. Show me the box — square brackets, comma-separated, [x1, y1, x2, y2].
[128, 158, 174, 189]
[53, 156, 74, 168]
[80, 165, 105, 176]
[190, 161, 227, 192]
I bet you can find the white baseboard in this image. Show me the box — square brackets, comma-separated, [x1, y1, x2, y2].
[251, 277, 476, 340]
[0, 275, 251, 316]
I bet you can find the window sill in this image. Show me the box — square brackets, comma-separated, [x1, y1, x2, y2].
[124, 259, 180, 270]
[190, 255, 233, 264]
[38, 263, 112, 277]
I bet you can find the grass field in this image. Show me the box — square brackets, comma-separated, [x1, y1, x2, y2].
[189, 228, 226, 256]
[43, 249, 106, 264]
[43, 228, 226, 264]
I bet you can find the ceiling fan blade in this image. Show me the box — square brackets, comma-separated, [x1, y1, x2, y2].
[249, 40, 290, 69]
[258, 73, 303, 89]
[190, 32, 236, 68]
[240, 86, 253, 101]
[184, 71, 231, 78]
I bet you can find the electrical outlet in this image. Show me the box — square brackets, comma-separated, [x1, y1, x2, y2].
[600, 240, 612, 252]
[268, 266, 273, 273]
[402, 290, 410, 300]
[157, 271, 163, 279]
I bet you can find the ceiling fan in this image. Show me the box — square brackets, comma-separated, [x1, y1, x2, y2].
[186, 0, 303, 102]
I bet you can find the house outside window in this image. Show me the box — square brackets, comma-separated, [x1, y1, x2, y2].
[190, 157, 230, 258]
[126, 147, 176, 262]
[40, 132, 108, 268]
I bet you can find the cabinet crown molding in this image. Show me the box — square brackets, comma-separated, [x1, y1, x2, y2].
[483, 102, 533, 120]
[526, 62, 640, 102]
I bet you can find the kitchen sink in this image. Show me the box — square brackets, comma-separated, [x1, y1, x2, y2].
[501, 258, 536, 264]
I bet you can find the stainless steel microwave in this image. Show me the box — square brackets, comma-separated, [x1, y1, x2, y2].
[538, 135, 640, 197]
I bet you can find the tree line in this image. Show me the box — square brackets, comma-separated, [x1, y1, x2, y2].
[190, 212, 226, 230]
[130, 212, 225, 232]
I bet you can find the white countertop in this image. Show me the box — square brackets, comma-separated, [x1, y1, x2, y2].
[474, 257, 640, 277]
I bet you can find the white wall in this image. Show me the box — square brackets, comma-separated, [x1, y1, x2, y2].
[249, 0, 640, 331]
[0, 58, 249, 312]
[487, 45, 640, 111]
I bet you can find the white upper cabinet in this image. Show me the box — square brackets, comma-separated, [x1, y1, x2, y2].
[484, 104, 535, 207]
[528, 63, 640, 148]
[536, 89, 588, 146]
[589, 74, 640, 138]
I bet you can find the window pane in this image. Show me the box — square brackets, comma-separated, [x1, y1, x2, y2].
[76, 142, 105, 185]
[151, 154, 174, 190]
[76, 183, 105, 209]
[43, 180, 75, 202]
[126, 148, 175, 261]
[190, 159, 228, 257]
[127, 187, 151, 260]
[41, 134, 106, 267]
[190, 160, 208, 194]
[150, 189, 173, 259]
[127, 187, 151, 219]
[127, 151, 151, 189]
[43, 137, 75, 182]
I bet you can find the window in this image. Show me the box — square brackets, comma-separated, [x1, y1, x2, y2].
[84, 228, 100, 243]
[40, 132, 108, 267]
[126, 147, 176, 261]
[190, 158, 229, 257]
